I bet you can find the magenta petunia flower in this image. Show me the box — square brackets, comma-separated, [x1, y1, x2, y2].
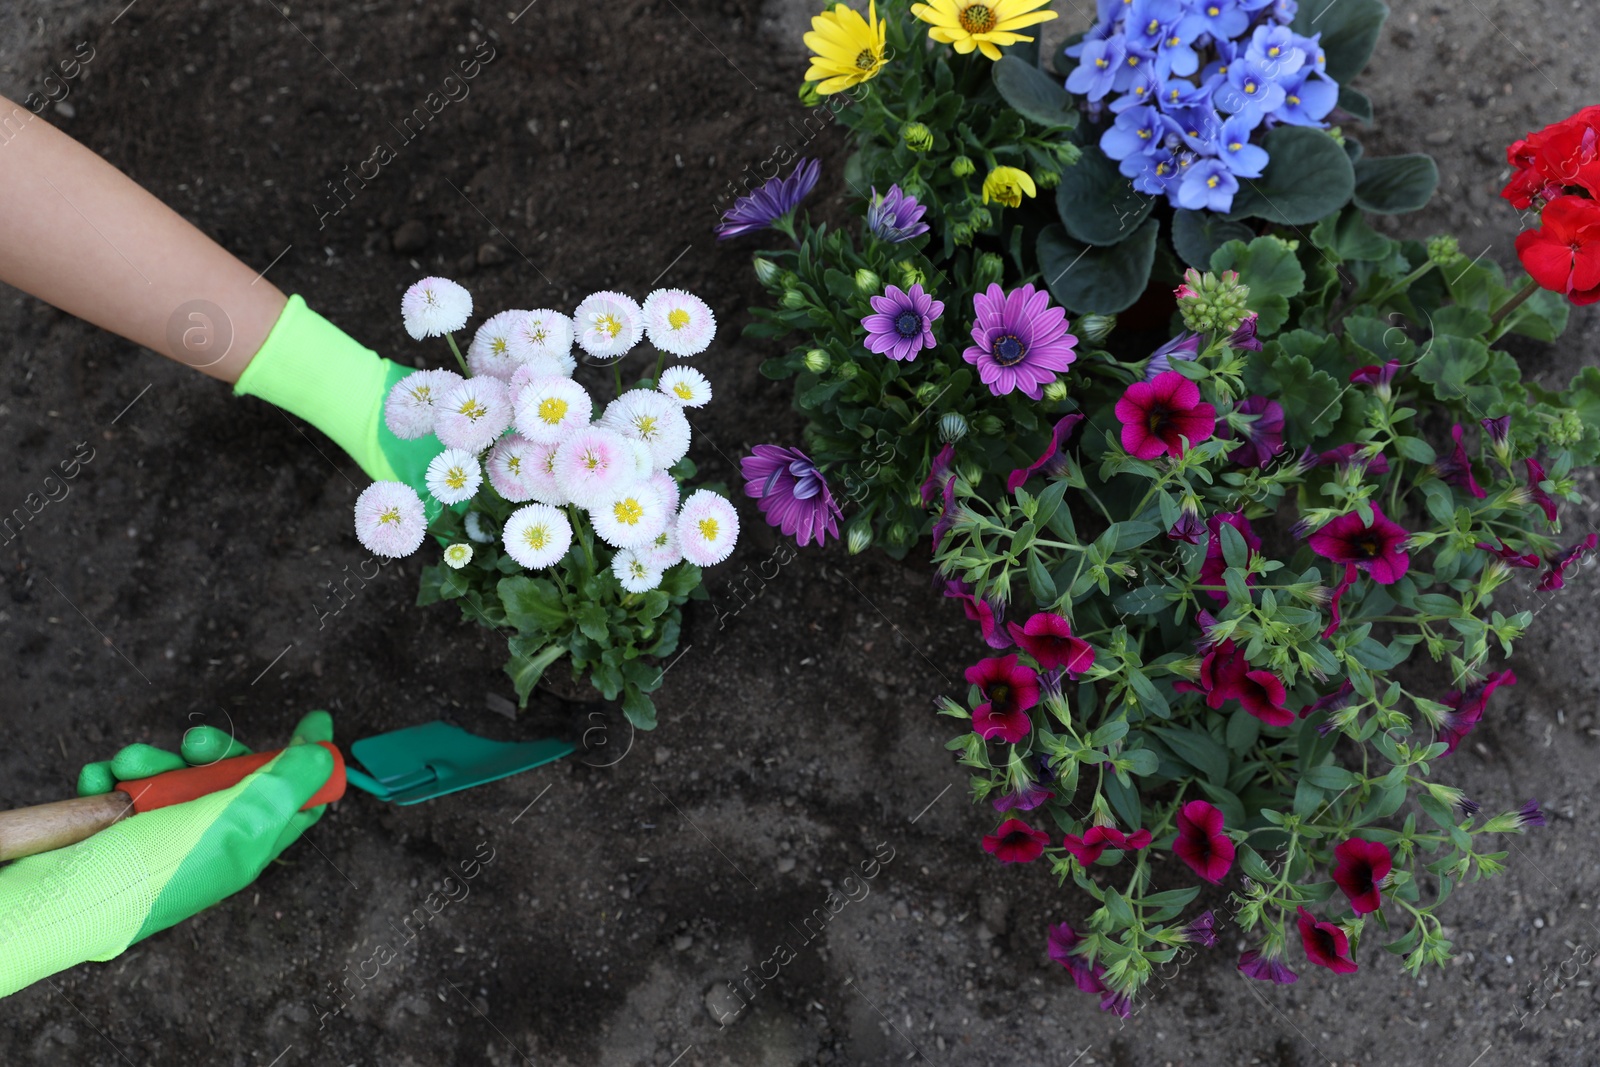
[1168, 511, 1205, 544]
[981, 818, 1049, 864]
[920, 442, 956, 507]
[962, 283, 1078, 399]
[1300, 679, 1355, 721]
[1309, 505, 1411, 585]
[1183, 911, 1219, 948]
[1061, 824, 1152, 865]
[1006, 414, 1085, 492]
[1005, 611, 1095, 676]
[1515, 798, 1548, 830]
[1174, 799, 1235, 884]
[1475, 537, 1541, 568]
[1228, 312, 1263, 352]
[992, 780, 1055, 813]
[1524, 458, 1560, 524]
[1539, 532, 1597, 591]
[965, 654, 1039, 743]
[1307, 442, 1390, 475]
[1332, 838, 1393, 915]
[1437, 669, 1516, 755]
[716, 158, 820, 239]
[1482, 414, 1512, 448]
[942, 579, 1011, 649]
[1176, 638, 1294, 727]
[1199, 511, 1262, 604]
[740, 444, 843, 547]
[1222, 396, 1285, 468]
[862, 283, 943, 362]
[1239, 949, 1298, 984]
[1432, 423, 1486, 499]
[1296, 907, 1358, 974]
[1116, 371, 1216, 459]
[1321, 562, 1358, 639]
[1349, 360, 1401, 392]
[1047, 923, 1109, 995]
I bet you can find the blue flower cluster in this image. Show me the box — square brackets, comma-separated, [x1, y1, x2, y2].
[1063, 0, 1339, 213]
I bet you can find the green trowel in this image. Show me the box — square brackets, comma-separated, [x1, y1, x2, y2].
[343, 720, 572, 805]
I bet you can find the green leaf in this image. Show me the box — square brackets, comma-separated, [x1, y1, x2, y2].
[1293, 0, 1388, 83]
[992, 54, 1076, 128]
[1310, 205, 1395, 261]
[1054, 146, 1154, 247]
[1249, 348, 1343, 438]
[1352, 155, 1440, 214]
[1226, 127, 1355, 226]
[621, 684, 658, 730]
[1150, 726, 1229, 787]
[1413, 332, 1490, 403]
[499, 575, 569, 634]
[575, 602, 610, 643]
[1112, 584, 1171, 616]
[1337, 85, 1373, 124]
[503, 637, 567, 708]
[1226, 707, 1261, 754]
[1210, 235, 1306, 335]
[1171, 209, 1257, 270]
[1121, 747, 1160, 776]
[1038, 219, 1160, 315]
[1113, 521, 1161, 551]
[1304, 763, 1360, 791]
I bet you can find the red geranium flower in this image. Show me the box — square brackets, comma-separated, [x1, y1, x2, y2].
[1502, 105, 1600, 209]
[1437, 669, 1517, 755]
[965, 654, 1039, 743]
[1198, 511, 1262, 604]
[981, 818, 1049, 863]
[1309, 505, 1411, 585]
[1296, 906, 1358, 974]
[1173, 799, 1235, 884]
[1061, 823, 1152, 865]
[1115, 370, 1217, 460]
[1006, 611, 1095, 676]
[1516, 195, 1600, 306]
[1176, 638, 1293, 727]
[1332, 838, 1393, 915]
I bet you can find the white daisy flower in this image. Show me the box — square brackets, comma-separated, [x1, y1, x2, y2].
[647, 469, 680, 514]
[601, 388, 692, 470]
[401, 277, 472, 340]
[508, 308, 576, 368]
[434, 376, 513, 453]
[626, 438, 654, 481]
[425, 448, 484, 505]
[642, 289, 716, 357]
[658, 365, 712, 408]
[502, 503, 573, 571]
[464, 510, 494, 543]
[611, 549, 664, 593]
[573, 291, 644, 361]
[444, 543, 474, 569]
[676, 489, 739, 566]
[487, 434, 543, 503]
[514, 376, 593, 444]
[552, 426, 637, 509]
[467, 310, 528, 381]
[641, 523, 683, 570]
[590, 481, 669, 551]
[384, 368, 464, 440]
[508, 356, 574, 405]
[525, 439, 569, 506]
[354, 481, 428, 559]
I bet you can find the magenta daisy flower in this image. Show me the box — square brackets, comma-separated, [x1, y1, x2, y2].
[962, 283, 1078, 399]
[861, 283, 943, 362]
[740, 444, 842, 547]
[716, 158, 821, 239]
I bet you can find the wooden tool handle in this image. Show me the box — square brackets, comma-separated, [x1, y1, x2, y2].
[0, 792, 135, 862]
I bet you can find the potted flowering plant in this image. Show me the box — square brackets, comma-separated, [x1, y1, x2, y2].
[354, 278, 736, 728]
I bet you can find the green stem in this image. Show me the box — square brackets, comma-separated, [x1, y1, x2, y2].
[652, 350, 666, 387]
[1489, 277, 1542, 327]
[445, 333, 469, 376]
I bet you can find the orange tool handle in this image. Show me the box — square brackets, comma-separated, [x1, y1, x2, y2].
[121, 742, 348, 812]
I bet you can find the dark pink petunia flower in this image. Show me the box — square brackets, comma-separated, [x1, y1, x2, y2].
[1296, 906, 1358, 974]
[1539, 532, 1598, 591]
[1300, 679, 1355, 720]
[962, 283, 1078, 400]
[992, 780, 1055, 813]
[1239, 949, 1298, 984]
[1176, 638, 1294, 727]
[1515, 798, 1548, 830]
[942, 579, 1012, 649]
[1174, 799, 1235, 884]
[1309, 505, 1411, 585]
[981, 818, 1049, 863]
[1321, 562, 1359, 639]
[741, 444, 843, 547]
[920, 443, 956, 507]
[1006, 612, 1095, 676]
[1349, 360, 1401, 392]
[1432, 424, 1486, 499]
[1061, 824, 1152, 865]
[1476, 538, 1541, 568]
[1115, 370, 1217, 460]
[1228, 312, 1263, 352]
[1183, 911, 1218, 948]
[1437, 669, 1516, 755]
[1308, 441, 1390, 475]
[1482, 415, 1512, 448]
[1524, 458, 1560, 524]
[965, 654, 1039, 743]
[1332, 838, 1393, 915]
[1222, 396, 1286, 468]
[1006, 414, 1086, 492]
[1199, 511, 1262, 604]
[1047, 923, 1108, 994]
[1168, 511, 1205, 544]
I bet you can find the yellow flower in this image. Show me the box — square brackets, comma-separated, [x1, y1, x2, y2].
[982, 166, 1037, 208]
[909, 0, 1057, 62]
[804, 1, 887, 95]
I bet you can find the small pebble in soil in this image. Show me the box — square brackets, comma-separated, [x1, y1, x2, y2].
[777, 856, 796, 873]
[392, 220, 430, 254]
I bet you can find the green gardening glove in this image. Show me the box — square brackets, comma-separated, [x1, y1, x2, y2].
[0, 712, 338, 998]
[233, 294, 444, 499]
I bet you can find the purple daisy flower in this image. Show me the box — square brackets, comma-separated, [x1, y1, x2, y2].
[963, 283, 1078, 400]
[716, 158, 821, 240]
[865, 184, 930, 243]
[862, 283, 943, 362]
[740, 444, 842, 547]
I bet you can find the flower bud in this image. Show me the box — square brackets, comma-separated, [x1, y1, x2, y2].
[752, 257, 782, 287]
[798, 82, 822, 107]
[1076, 313, 1116, 343]
[854, 268, 881, 294]
[1426, 235, 1461, 265]
[975, 416, 1003, 438]
[915, 381, 942, 406]
[969, 207, 994, 230]
[897, 261, 926, 289]
[1054, 141, 1083, 167]
[951, 155, 976, 178]
[1552, 409, 1584, 448]
[1042, 380, 1069, 403]
[846, 520, 873, 555]
[1035, 167, 1062, 190]
[835, 361, 860, 380]
[901, 122, 934, 152]
[803, 348, 831, 374]
[973, 252, 1005, 290]
[959, 460, 985, 484]
[938, 412, 969, 443]
[1176, 267, 1253, 335]
[887, 521, 910, 544]
[952, 223, 975, 246]
[781, 288, 808, 310]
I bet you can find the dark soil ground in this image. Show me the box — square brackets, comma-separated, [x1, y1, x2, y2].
[1, 1, 1598, 1065]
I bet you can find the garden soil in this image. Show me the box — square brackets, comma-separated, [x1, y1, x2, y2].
[2, 1, 1599, 1065]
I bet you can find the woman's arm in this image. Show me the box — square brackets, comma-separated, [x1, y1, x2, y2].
[0, 93, 283, 382]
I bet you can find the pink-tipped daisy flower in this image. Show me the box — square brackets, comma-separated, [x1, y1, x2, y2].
[401, 276, 472, 340]
[507, 308, 576, 369]
[384, 368, 464, 440]
[515, 375, 594, 444]
[612, 548, 665, 593]
[434, 375, 512, 453]
[602, 389, 692, 470]
[574, 291, 644, 361]
[467, 309, 528, 380]
[487, 433, 544, 503]
[552, 425, 638, 508]
[354, 481, 427, 559]
[502, 503, 573, 570]
[658, 365, 713, 408]
[677, 489, 740, 566]
[591, 481, 671, 551]
[642, 288, 717, 357]
[424, 448, 483, 506]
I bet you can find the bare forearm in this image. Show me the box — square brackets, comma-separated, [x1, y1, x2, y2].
[0, 95, 284, 383]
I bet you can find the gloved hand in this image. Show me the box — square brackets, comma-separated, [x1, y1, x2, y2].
[0, 711, 338, 998]
[233, 295, 445, 503]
